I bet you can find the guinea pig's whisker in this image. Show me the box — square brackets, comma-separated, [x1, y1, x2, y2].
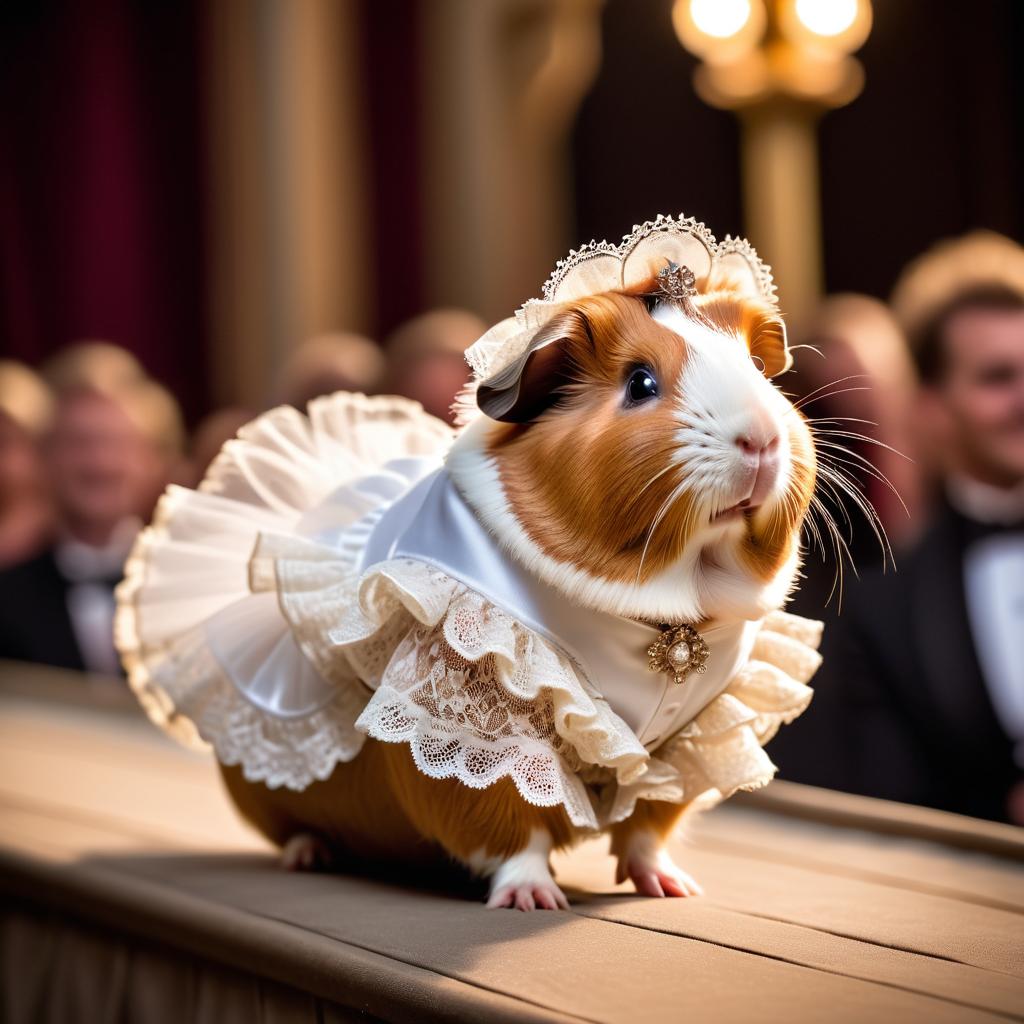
[786, 343, 826, 359]
[803, 414, 878, 427]
[790, 437, 865, 607]
[816, 460, 893, 571]
[809, 491, 854, 608]
[810, 426, 903, 534]
[634, 475, 691, 586]
[794, 386, 872, 411]
[634, 463, 676, 500]
[805, 418, 901, 564]
[812, 440, 910, 519]
[810, 427, 915, 466]
[813, 471, 857, 541]
[792, 373, 871, 411]
[800, 498, 826, 562]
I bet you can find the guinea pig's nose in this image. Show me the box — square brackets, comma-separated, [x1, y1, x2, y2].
[735, 432, 779, 464]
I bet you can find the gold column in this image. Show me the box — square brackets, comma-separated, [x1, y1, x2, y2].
[419, 0, 603, 322]
[740, 102, 824, 321]
[203, 0, 370, 409]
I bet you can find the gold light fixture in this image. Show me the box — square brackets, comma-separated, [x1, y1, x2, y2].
[673, 0, 765, 62]
[672, 0, 872, 321]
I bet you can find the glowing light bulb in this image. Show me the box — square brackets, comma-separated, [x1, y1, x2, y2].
[794, 0, 859, 37]
[690, 0, 751, 39]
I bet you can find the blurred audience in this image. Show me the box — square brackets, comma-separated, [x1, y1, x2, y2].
[273, 332, 385, 410]
[41, 340, 146, 395]
[782, 232, 1024, 824]
[0, 353, 185, 677]
[383, 309, 483, 422]
[188, 406, 255, 485]
[0, 362, 56, 569]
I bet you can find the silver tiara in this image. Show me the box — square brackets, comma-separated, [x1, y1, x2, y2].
[466, 213, 777, 383]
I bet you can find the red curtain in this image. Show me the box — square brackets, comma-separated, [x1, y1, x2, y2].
[0, 0, 209, 422]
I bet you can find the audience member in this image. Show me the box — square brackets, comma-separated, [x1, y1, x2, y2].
[383, 309, 484, 422]
[0, 362, 55, 569]
[0, 369, 185, 676]
[788, 233, 1024, 823]
[41, 340, 146, 394]
[273, 332, 385, 410]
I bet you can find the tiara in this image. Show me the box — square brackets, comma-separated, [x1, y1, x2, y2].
[465, 213, 777, 383]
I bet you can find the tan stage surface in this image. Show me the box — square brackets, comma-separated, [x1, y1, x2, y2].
[1, 662, 1022, 1023]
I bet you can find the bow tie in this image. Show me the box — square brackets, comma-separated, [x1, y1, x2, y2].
[55, 540, 131, 586]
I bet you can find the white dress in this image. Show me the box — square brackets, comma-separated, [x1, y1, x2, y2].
[116, 392, 822, 831]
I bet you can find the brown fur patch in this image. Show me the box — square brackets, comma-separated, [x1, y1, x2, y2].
[696, 286, 790, 377]
[608, 796, 690, 862]
[221, 738, 575, 868]
[488, 292, 703, 584]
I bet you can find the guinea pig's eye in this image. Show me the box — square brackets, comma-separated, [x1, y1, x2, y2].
[625, 365, 659, 406]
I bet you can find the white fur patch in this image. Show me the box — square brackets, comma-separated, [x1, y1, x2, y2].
[653, 303, 793, 517]
[486, 829, 554, 891]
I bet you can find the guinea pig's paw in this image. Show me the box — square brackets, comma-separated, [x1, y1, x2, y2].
[485, 847, 569, 911]
[616, 845, 703, 898]
[280, 832, 333, 872]
[486, 876, 570, 911]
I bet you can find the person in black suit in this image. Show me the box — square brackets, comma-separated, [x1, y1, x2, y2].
[777, 232, 1024, 824]
[0, 378, 183, 675]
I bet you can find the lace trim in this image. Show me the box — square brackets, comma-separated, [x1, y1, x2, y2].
[117, 517, 371, 790]
[358, 627, 597, 827]
[332, 561, 821, 829]
[116, 394, 452, 791]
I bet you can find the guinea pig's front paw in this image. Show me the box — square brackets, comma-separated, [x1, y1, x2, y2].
[485, 846, 569, 911]
[616, 843, 703, 898]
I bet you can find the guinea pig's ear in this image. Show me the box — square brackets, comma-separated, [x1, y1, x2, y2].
[749, 310, 792, 378]
[476, 310, 589, 422]
[697, 292, 792, 378]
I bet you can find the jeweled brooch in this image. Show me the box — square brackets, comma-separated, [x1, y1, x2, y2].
[647, 622, 709, 685]
[656, 260, 697, 304]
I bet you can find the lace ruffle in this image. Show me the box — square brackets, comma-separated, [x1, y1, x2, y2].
[115, 394, 452, 790]
[325, 561, 821, 830]
[600, 610, 821, 823]
[328, 559, 650, 829]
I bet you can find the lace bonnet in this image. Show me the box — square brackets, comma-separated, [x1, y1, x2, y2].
[465, 214, 785, 409]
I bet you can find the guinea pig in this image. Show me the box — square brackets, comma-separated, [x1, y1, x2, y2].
[118, 218, 824, 911]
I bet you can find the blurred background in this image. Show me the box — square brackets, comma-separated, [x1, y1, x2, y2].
[1, 1, 1022, 824]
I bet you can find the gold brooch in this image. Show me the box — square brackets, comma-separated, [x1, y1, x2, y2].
[647, 623, 709, 685]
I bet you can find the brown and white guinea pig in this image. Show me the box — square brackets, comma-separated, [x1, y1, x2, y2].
[220, 276, 817, 911]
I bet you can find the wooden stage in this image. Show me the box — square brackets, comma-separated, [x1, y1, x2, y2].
[1, 663, 1022, 1023]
